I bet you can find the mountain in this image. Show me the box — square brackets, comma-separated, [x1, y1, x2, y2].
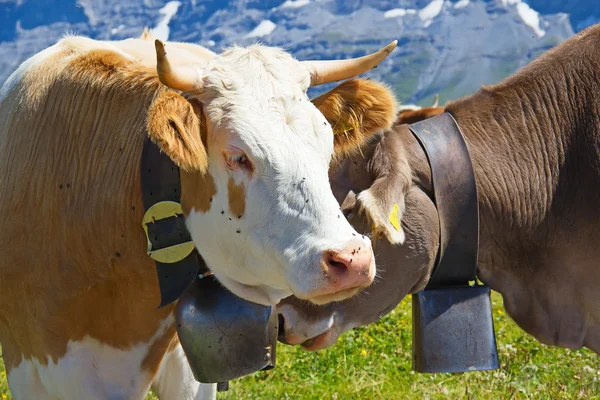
[0, 0, 597, 106]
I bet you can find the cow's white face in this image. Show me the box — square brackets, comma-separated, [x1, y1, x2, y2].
[150, 41, 399, 306]
[277, 132, 440, 349]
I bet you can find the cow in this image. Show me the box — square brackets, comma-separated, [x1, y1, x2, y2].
[278, 23, 600, 357]
[0, 34, 399, 399]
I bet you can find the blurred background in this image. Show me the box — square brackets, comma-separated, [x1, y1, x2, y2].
[0, 0, 597, 106]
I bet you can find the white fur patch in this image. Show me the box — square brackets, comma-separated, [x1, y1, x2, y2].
[6, 361, 53, 399]
[152, 342, 217, 400]
[8, 315, 175, 400]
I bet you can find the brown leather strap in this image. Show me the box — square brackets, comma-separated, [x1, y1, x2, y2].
[141, 138, 208, 308]
[408, 112, 479, 288]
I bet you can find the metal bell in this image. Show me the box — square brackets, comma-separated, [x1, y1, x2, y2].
[175, 275, 278, 384]
[412, 284, 499, 373]
[407, 113, 500, 374]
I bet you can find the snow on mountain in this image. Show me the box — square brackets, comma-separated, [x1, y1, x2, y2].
[516, 2, 545, 37]
[500, 0, 546, 38]
[418, 0, 444, 28]
[152, 1, 181, 41]
[384, 9, 416, 19]
[0, 0, 597, 106]
[245, 20, 277, 38]
[280, 0, 311, 9]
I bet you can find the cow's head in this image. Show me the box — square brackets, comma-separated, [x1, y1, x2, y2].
[146, 40, 399, 306]
[277, 119, 441, 350]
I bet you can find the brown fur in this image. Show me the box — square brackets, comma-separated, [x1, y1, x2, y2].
[166, 334, 181, 353]
[312, 78, 399, 159]
[441, 24, 600, 350]
[146, 91, 208, 173]
[227, 177, 246, 217]
[140, 323, 178, 376]
[0, 44, 190, 372]
[397, 106, 445, 125]
[180, 169, 217, 215]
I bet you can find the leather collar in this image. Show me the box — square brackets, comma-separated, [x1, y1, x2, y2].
[407, 112, 480, 288]
[140, 138, 208, 307]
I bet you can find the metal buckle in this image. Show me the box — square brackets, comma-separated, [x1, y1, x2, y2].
[141, 201, 195, 264]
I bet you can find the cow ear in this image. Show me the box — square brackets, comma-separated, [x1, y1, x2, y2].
[146, 90, 208, 172]
[311, 78, 398, 158]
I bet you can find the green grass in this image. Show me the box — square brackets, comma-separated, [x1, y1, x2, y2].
[2, 292, 599, 399]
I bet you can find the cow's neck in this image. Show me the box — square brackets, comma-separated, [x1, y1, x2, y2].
[446, 89, 567, 272]
[444, 78, 592, 268]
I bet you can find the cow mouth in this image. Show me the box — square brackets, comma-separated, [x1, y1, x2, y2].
[300, 328, 337, 351]
[300, 287, 362, 305]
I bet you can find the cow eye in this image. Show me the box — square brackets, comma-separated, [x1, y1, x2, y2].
[224, 147, 253, 173]
[232, 154, 246, 164]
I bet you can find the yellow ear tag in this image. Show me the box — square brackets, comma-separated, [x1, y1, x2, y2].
[334, 120, 356, 135]
[389, 203, 401, 231]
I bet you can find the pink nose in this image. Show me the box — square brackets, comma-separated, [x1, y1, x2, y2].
[315, 239, 375, 298]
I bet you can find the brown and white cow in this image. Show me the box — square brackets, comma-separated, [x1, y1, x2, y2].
[278, 23, 600, 356]
[0, 35, 399, 399]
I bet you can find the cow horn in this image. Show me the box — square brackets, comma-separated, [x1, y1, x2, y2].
[432, 93, 439, 107]
[155, 39, 202, 92]
[302, 40, 398, 87]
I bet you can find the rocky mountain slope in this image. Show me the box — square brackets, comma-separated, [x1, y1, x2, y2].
[0, 0, 597, 105]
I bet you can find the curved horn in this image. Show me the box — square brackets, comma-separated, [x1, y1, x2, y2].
[155, 39, 202, 92]
[302, 40, 398, 87]
[432, 93, 439, 107]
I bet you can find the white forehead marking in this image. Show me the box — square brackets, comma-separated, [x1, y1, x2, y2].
[194, 44, 335, 168]
[198, 44, 312, 105]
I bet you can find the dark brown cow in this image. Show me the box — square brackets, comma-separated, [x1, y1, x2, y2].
[278, 23, 600, 355]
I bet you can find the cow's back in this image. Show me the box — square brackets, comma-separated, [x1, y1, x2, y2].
[0, 37, 179, 398]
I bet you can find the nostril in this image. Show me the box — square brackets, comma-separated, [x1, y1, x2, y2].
[277, 314, 286, 339]
[325, 253, 349, 275]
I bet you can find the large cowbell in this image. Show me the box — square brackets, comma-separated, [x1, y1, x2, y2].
[176, 273, 278, 384]
[408, 113, 499, 374]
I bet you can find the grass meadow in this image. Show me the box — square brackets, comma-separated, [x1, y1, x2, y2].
[1, 291, 599, 399]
